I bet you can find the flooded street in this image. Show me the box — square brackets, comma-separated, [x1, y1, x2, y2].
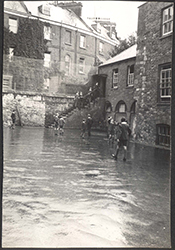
[2, 127, 171, 248]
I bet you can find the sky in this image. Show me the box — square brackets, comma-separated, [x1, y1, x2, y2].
[80, 1, 145, 39]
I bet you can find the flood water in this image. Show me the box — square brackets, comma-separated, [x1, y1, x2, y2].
[2, 127, 171, 247]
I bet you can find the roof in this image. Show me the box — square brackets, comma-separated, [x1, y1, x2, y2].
[23, 1, 92, 32]
[138, 2, 147, 8]
[91, 23, 118, 42]
[99, 44, 137, 67]
[4, 1, 30, 15]
[97, 55, 107, 64]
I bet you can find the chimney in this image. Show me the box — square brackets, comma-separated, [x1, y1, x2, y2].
[57, 1, 82, 17]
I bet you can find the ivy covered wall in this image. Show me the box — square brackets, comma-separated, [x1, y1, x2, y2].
[3, 16, 47, 92]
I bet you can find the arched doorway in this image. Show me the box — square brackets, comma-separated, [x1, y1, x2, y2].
[115, 100, 127, 122]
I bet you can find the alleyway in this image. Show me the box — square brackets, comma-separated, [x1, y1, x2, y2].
[2, 127, 171, 248]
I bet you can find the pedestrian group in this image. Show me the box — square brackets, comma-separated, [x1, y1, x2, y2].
[10, 109, 131, 161]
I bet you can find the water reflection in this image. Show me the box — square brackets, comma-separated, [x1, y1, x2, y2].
[2, 127, 170, 247]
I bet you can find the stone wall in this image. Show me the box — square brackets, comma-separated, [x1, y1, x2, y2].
[45, 96, 74, 127]
[65, 97, 106, 129]
[3, 92, 74, 127]
[134, 2, 172, 146]
[3, 55, 44, 92]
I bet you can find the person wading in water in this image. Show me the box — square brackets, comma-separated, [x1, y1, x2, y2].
[112, 117, 131, 161]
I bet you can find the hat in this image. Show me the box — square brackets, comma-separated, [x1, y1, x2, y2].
[121, 117, 126, 122]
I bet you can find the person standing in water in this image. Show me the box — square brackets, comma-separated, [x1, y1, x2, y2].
[11, 110, 16, 129]
[86, 114, 93, 137]
[80, 119, 86, 139]
[112, 117, 131, 161]
[59, 116, 65, 136]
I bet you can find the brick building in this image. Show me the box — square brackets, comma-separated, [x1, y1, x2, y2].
[98, 44, 137, 132]
[99, 2, 173, 147]
[133, 2, 173, 147]
[3, 1, 118, 94]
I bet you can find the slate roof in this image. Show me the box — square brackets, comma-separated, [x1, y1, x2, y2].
[91, 23, 118, 42]
[23, 1, 118, 44]
[99, 44, 137, 67]
[24, 1, 93, 32]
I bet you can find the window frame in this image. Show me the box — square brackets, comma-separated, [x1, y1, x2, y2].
[80, 34, 86, 49]
[9, 47, 14, 62]
[116, 101, 126, 114]
[44, 25, 51, 40]
[127, 64, 134, 87]
[65, 54, 71, 75]
[79, 57, 85, 74]
[99, 41, 104, 54]
[162, 5, 173, 36]
[65, 30, 72, 45]
[156, 124, 170, 147]
[159, 64, 171, 100]
[44, 53, 51, 67]
[112, 68, 119, 88]
[9, 17, 18, 33]
[3, 75, 13, 91]
[44, 78, 50, 91]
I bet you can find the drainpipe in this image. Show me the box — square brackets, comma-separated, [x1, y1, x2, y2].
[75, 29, 78, 74]
[95, 37, 97, 66]
[59, 24, 62, 67]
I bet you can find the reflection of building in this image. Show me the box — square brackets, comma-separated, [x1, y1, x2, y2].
[98, 45, 137, 133]
[3, 1, 118, 94]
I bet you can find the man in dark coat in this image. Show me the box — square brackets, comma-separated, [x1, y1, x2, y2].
[112, 117, 131, 161]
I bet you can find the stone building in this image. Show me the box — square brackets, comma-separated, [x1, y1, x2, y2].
[3, 1, 118, 95]
[98, 2, 173, 148]
[98, 44, 137, 132]
[133, 2, 173, 147]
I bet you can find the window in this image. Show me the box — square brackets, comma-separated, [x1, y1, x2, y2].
[160, 64, 171, 98]
[105, 101, 112, 112]
[39, 5, 51, 16]
[99, 42, 104, 54]
[65, 30, 71, 44]
[127, 64, 134, 86]
[116, 101, 126, 113]
[65, 55, 71, 75]
[9, 17, 18, 33]
[162, 5, 173, 36]
[79, 58, 85, 73]
[44, 53, 51, 67]
[112, 69, 118, 88]
[119, 103, 126, 113]
[44, 26, 51, 40]
[156, 124, 170, 147]
[44, 78, 50, 90]
[80, 35, 86, 48]
[3, 75, 13, 91]
[9, 48, 14, 61]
